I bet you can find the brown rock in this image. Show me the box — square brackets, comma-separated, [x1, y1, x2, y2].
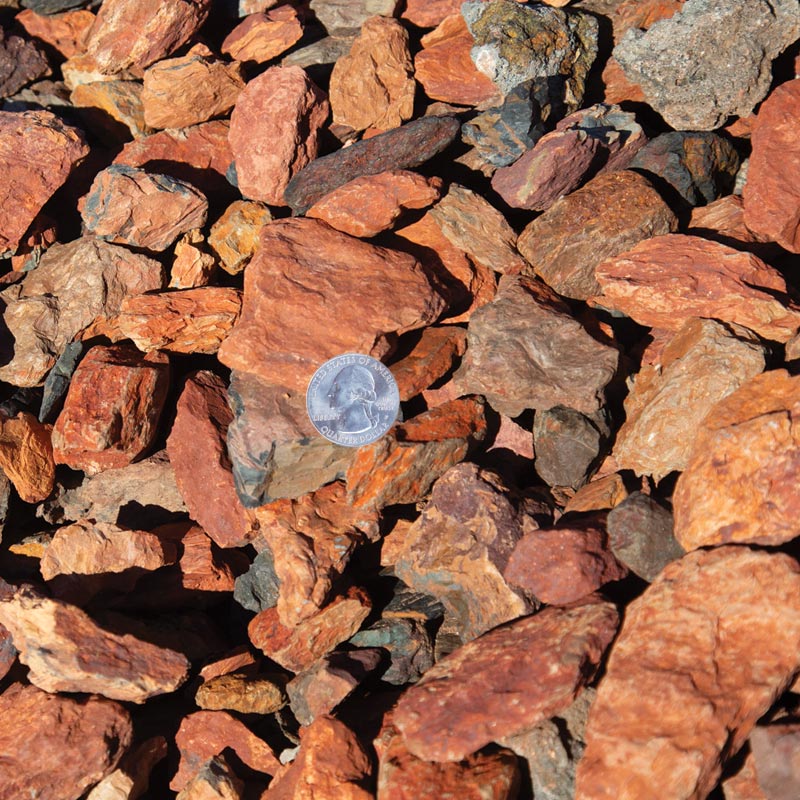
[613, 318, 766, 480]
[576, 547, 800, 800]
[208, 200, 272, 274]
[689, 194, 767, 250]
[118, 287, 241, 355]
[722, 749, 768, 800]
[178, 525, 240, 593]
[0, 110, 88, 255]
[455, 275, 619, 417]
[248, 586, 372, 672]
[229, 66, 329, 206]
[743, 78, 800, 253]
[0, 26, 50, 99]
[563, 472, 629, 515]
[0, 411, 54, 503]
[0, 683, 132, 800]
[170, 229, 217, 289]
[414, 14, 500, 107]
[0, 583, 189, 702]
[52, 344, 170, 475]
[748, 722, 800, 800]
[673, 369, 800, 550]
[85, 0, 211, 74]
[168, 371, 257, 549]
[86, 737, 168, 800]
[401, 0, 461, 28]
[391, 325, 466, 400]
[517, 170, 677, 301]
[199, 647, 258, 683]
[176, 755, 244, 800]
[70, 79, 150, 140]
[222, 6, 304, 63]
[142, 51, 244, 130]
[16, 8, 95, 59]
[40, 518, 176, 580]
[172, 710, 281, 791]
[306, 170, 442, 238]
[330, 15, 414, 131]
[264, 716, 373, 800]
[430, 183, 527, 274]
[196, 673, 286, 715]
[218, 217, 446, 392]
[81, 164, 208, 251]
[393, 596, 619, 761]
[593, 234, 800, 342]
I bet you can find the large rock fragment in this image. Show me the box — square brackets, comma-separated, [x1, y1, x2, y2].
[0, 411, 55, 503]
[576, 547, 800, 800]
[0, 26, 50, 99]
[221, 6, 304, 63]
[309, 0, 399, 34]
[208, 199, 272, 274]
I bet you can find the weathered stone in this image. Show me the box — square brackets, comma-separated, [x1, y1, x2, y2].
[614, 0, 800, 130]
[222, 6, 303, 63]
[142, 51, 244, 130]
[208, 200, 271, 275]
[172, 524, 240, 594]
[401, 0, 460, 27]
[176, 755, 244, 800]
[394, 596, 619, 761]
[284, 114, 460, 214]
[168, 371, 256, 549]
[563, 472, 629, 515]
[429, 183, 527, 274]
[86, 737, 167, 800]
[196, 673, 286, 715]
[743, 78, 800, 253]
[170, 229, 217, 289]
[0, 411, 54, 503]
[85, 0, 211, 74]
[0, 583, 189, 702]
[329, 15, 414, 132]
[248, 586, 372, 672]
[307, 170, 441, 238]
[218, 218, 446, 392]
[391, 326, 466, 401]
[673, 370, 800, 550]
[576, 547, 800, 800]
[16, 8, 93, 58]
[610, 0, 686, 42]
[0, 26, 50, 99]
[309, 0, 398, 34]
[0, 110, 88, 255]
[81, 164, 208, 251]
[593, 234, 800, 343]
[606, 492, 683, 582]
[455, 275, 619, 417]
[233, 547, 279, 613]
[71, 79, 150, 140]
[628, 131, 740, 207]
[516, 170, 676, 301]
[504, 516, 627, 606]
[0, 683, 132, 800]
[172, 710, 280, 792]
[199, 647, 258, 683]
[748, 722, 800, 800]
[228, 66, 328, 206]
[52, 344, 170, 475]
[613, 318, 767, 480]
[282, 33, 356, 70]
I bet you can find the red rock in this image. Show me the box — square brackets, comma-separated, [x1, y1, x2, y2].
[306, 170, 442, 238]
[222, 6, 304, 63]
[593, 234, 800, 342]
[414, 14, 500, 107]
[142, 51, 244, 129]
[71, 79, 150, 140]
[0, 26, 50, 98]
[576, 547, 800, 800]
[199, 646, 258, 682]
[178, 525, 240, 592]
[401, 0, 461, 28]
[217, 217, 447, 392]
[0, 411, 54, 503]
[248, 586, 372, 672]
[81, 164, 208, 251]
[0, 110, 88, 255]
[263, 716, 373, 800]
[208, 200, 272, 275]
[0, 683, 132, 800]
[391, 325, 466, 401]
[167, 371, 257, 548]
[0, 583, 189, 702]
[86, 737, 168, 800]
[393, 597, 619, 761]
[85, 0, 211, 73]
[16, 8, 95, 58]
[172, 710, 281, 791]
[673, 369, 800, 550]
[743, 78, 800, 253]
[117, 287, 242, 355]
[228, 66, 329, 206]
[52, 344, 170, 475]
[196, 673, 286, 715]
[170, 229, 217, 288]
[329, 15, 414, 132]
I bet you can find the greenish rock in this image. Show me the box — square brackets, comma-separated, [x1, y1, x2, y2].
[349, 617, 435, 685]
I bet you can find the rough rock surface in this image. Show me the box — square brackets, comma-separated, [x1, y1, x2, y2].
[195, 673, 286, 716]
[393, 597, 619, 761]
[455, 275, 619, 417]
[577, 547, 800, 800]
[221, 6, 304, 63]
[228, 66, 329, 206]
[175, 755, 244, 800]
[593, 234, 800, 343]
[308, 0, 399, 35]
[0, 411, 55, 503]
[85, 737, 168, 800]
[0, 27, 50, 99]
[15, 9, 95, 59]
[208, 200, 272, 274]
[614, 0, 800, 130]
[749, 722, 800, 800]
[70, 79, 150, 140]
[392, 325, 467, 401]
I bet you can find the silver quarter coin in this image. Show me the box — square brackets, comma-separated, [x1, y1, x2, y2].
[306, 353, 401, 447]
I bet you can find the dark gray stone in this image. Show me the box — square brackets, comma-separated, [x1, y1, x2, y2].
[39, 341, 83, 424]
[349, 618, 434, 685]
[21, 0, 92, 12]
[233, 547, 280, 613]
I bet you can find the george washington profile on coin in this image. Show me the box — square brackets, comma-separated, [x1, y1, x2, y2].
[306, 354, 400, 447]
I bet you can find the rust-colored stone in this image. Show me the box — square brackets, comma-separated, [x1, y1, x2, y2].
[71, 79, 150, 139]
[391, 325, 467, 401]
[16, 9, 95, 58]
[208, 200, 272, 275]
[222, 6, 304, 63]
[195, 673, 286, 715]
[0, 412, 54, 503]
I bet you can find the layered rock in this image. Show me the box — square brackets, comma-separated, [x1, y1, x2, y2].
[0, 412, 55, 503]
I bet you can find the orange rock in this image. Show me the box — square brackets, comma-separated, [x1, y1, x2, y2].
[563, 473, 629, 515]
[611, 0, 686, 42]
[600, 56, 645, 104]
[329, 15, 415, 132]
[85, 736, 168, 800]
[221, 6, 304, 63]
[414, 14, 500, 107]
[70, 79, 151, 139]
[199, 646, 258, 683]
[16, 8, 95, 58]
[170, 229, 217, 288]
[208, 200, 272, 275]
[0, 412, 54, 503]
[391, 325, 467, 400]
[195, 673, 286, 715]
[306, 170, 442, 238]
[401, 0, 461, 28]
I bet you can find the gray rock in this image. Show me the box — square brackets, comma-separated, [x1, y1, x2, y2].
[21, 0, 88, 12]
[233, 547, 280, 613]
[614, 0, 800, 131]
[349, 618, 433, 685]
[39, 341, 83, 424]
[309, 0, 399, 35]
[282, 34, 355, 70]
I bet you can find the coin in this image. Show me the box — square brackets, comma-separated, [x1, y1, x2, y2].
[306, 353, 400, 447]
